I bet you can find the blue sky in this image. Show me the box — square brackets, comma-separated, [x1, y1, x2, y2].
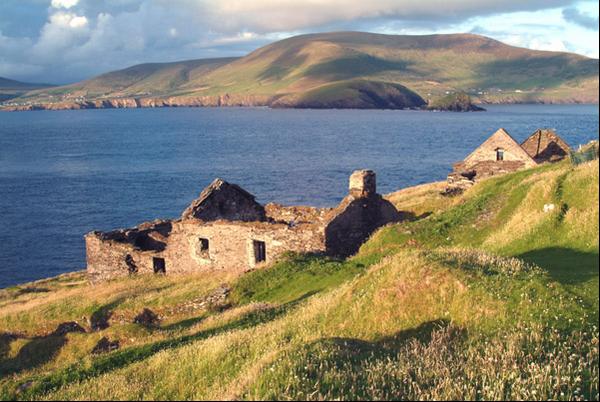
[0, 0, 598, 84]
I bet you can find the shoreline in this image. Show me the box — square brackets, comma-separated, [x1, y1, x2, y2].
[2, 97, 598, 112]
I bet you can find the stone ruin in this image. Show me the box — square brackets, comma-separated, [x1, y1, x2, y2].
[447, 128, 570, 192]
[86, 170, 402, 282]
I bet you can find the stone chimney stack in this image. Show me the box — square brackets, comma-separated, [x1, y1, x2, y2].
[349, 170, 376, 197]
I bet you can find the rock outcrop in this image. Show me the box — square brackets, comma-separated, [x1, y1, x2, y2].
[428, 92, 485, 112]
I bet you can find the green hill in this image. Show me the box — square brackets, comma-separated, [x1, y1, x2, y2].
[9, 58, 236, 103]
[1, 159, 598, 400]
[0, 77, 54, 102]
[6, 32, 598, 110]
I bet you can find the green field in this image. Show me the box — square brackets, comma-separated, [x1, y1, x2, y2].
[0, 159, 598, 400]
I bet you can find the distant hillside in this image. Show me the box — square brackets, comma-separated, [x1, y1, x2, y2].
[4, 32, 599, 110]
[0, 77, 54, 102]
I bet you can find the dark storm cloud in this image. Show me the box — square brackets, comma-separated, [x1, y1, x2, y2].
[562, 7, 599, 30]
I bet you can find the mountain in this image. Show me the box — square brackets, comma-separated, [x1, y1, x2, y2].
[0, 77, 54, 102]
[1, 159, 597, 399]
[4, 32, 598, 110]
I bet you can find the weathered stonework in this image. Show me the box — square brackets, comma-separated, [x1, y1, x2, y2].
[325, 193, 401, 257]
[181, 178, 266, 222]
[349, 170, 376, 197]
[447, 128, 570, 190]
[86, 171, 403, 282]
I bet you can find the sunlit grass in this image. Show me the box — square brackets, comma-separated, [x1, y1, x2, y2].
[1, 160, 598, 400]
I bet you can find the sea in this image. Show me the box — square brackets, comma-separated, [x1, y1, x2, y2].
[0, 104, 598, 288]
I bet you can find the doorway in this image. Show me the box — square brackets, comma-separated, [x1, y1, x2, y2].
[153, 257, 166, 274]
[253, 240, 266, 264]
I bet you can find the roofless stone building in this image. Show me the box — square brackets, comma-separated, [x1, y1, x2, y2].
[448, 128, 570, 188]
[86, 170, 402, 282]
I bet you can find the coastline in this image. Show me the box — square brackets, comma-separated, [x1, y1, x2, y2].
[3, 99, 598, 112]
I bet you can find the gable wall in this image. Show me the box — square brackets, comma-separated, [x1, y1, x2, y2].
[324, 194, 401, 257]
[464, 132, 536, 168]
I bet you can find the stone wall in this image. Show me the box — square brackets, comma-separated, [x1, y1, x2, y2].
[86, 218, 325, 282]
[162, 219, 325, 273]
[265, 203, 331, 224]
[324, 193, 401, 257]
[451, 160, 528, 182]
[86, 234, 160, 282]
[349, 170, 376, 197]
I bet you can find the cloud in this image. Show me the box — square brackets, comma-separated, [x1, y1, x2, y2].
[51, 0, 79, 9]
[190, 0, 584, 34]
[0, 0, 597, 84]
[562, 7, 599, 30]
[48, 12, 88, 29]
[516, 37, 569, 52]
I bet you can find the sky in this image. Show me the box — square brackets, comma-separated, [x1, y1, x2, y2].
[0, 0, 598, 84]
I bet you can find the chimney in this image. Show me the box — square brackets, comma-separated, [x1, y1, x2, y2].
[349, 170, 376, 197]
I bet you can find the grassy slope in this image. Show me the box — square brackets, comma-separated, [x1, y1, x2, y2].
[0, 160, 598, 400]
[199, 32, 598, 102]
[271, 79, 427, 109]
[10, 32, 599, 107]
[13, 58, 237, 103]
[0, 77, 54, 102]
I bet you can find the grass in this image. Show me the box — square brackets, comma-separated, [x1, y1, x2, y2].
[0, 160, 598, 400]
[230, 254, 366, 305]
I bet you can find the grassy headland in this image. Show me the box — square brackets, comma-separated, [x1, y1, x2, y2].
[0, 159, 598, 400]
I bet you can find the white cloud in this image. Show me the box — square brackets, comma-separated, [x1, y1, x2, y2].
[51, 0, 80, 9]
[69, 15, 88, 28]
[48, 12, 88, 29]
[503, 36, 569, 53]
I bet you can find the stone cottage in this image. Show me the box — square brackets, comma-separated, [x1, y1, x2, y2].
[86, 170, 402, 282]
[447, 128, 570, 189]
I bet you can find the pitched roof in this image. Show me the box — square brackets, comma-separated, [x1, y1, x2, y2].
[463, 128, 536, 166]
[520, 129, 571, 162]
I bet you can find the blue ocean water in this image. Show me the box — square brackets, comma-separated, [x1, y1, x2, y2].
[0, 105, 598, 288]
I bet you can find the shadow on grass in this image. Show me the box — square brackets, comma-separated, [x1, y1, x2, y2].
[15, 287, 50, 297]
[0, 334, 67, 377]
[313, 319, 457, 361]
[90, 298, 127, 331]
[0, 333, 21, 361]
[15, 292, 316, 399]
[160, 315, 206, 332]
[253, 319, 464, 400]
[518, 247, 599, 285]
